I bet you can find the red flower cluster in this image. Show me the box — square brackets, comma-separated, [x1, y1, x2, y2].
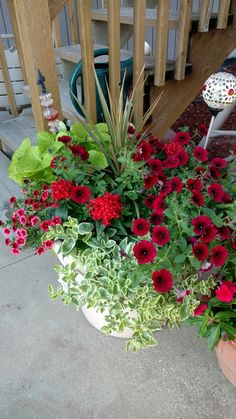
[51, 179, 74, 201]
[87, 192, 122, 226]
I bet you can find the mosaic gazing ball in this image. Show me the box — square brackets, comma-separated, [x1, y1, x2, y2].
[202, 72, 236, 110]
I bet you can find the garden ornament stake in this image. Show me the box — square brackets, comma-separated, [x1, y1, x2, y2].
[37, 69, 60, 133]
[202, 71, 236, 149]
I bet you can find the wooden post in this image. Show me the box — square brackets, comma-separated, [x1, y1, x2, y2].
[198, 0, 213, 32]
[7, 0, 27, 83]
[77, 0, 97, 122]
[0, 37, 18, 117]
[52, 16, 62, 48]
[12, 0, 62, 131]
[175, 0, 192, 81]
[68, 0, 79, 44]
[154, 0, 170, 86]
[107, 0, 120, 108]
[217, 0, 231, 29]
[133, 0, 146, 126]
[49, 0, 68, 21]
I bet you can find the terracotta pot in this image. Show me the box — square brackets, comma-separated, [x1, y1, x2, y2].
[215, 339, 236, 387]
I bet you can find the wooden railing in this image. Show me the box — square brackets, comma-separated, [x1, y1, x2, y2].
[0, 34, 18, 116]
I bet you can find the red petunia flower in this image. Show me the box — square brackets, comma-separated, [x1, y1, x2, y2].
[193, 146, 208, 162]
[152, 269, 173, 293]
[174, 131, 191, 145]
[201, 225, 217, 243]
[222, 192, 233, 204]
[176, 149, 189, 166]
[216, 284, 234, 303]
[169, 176, 183, 193]
[208, 183, 224, 202]
[222, 280, 236, 293]
[160, 181, 172, 196]
[133, 141, 154, 161]
[144, 194, 156, 209]
[51, 179, 74, 201]
[194, 303, 207, 317]
[144, 173, 158, 189]
[164, 155, 180, 169]
[87, 192, 122, 226]
[210, 245, 228, 267]
[152, 226, 171, 246]
[209, 165, 221, 179]
[148, 158, 163, 173]
[198, 124, 208, 136]
[68, 145, 89, 160]
[153, 196, 168, 213]
[71, 185, 91, 204]
[195, 166, 207, 175]
[192, 215, 212, 235]
[57, 135, 72, 144]
[191, 192, 204, 207]
[218, 226, 232, 241]
[210, 157, 227, 170]
[133, 240, 157, 264]
[132, 218, 150, 236]
[192, 243, 209, 261]
[149, 212, 164, 225]
[187, 178, 203, 193]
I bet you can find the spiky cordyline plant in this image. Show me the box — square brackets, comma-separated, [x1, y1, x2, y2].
[71, 69, 161, 176]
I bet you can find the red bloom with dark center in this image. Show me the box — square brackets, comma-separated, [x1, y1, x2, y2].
[51, 216, 62, 225]
[132, 218, 150, 236]
[191, 192, 204, 207]
[194, 303, 207, 317]
[33, 190, 40, 197]
[9, 196, 16, 204]
[71, 185, 91, 204]
[199, 124, 208, 136]
[176, 149, 189, 166]
[153, 196, 168, 213]
[209, 165, 221, 179]
[195, 166, 206, 175]
[164, 155, 180, 169]
[144, 194, 156, 209]
[137, 141, 154, 161]
[222, 280, 236, 293]
[218, 226, 232, 241]
[144, 173, 158, 189]
[187, 178, 203, 193]
[208, 183, 224, 202]
[152, 226, 170, 246]
[193, 146, 208, 162]
[148, 137, 163, 152]
[87, 192, 122, 226]
[157, 172, 167, 184]
[32, 202, 41, 211]
[35, 246, 45, 256]
[210, 157, 227, 169]
[57, 135, 72, 144]
[51, 179, 74, 201]
[210, 245, 228, 267]
[222, 192, 233, 203]
[128, 124, 135, 134]
[192, 215, 212, 235]
[133, 240, 157, 264]
[150, 212, 164, 225]
[39, 220, 51, 232]
[201, 225, 217, 243]
[192, 243, 209, 261]
[161, 181, 172, 196]
[216, 284, 234, 303]
[68, 145, 89, 160]
[169, 176, 183, 193]
[152, 269, 173, 293]
[174, 131, 191, 145]
[148, 158, 163, 173]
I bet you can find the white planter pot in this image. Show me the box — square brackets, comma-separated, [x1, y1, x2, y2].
[53, 242, 135, 339]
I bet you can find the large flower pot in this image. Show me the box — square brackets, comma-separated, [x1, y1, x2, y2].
[53, 243, 134, 339]
[215, 339, 236, 387]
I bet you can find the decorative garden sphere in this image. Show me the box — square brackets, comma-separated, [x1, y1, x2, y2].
[202, 71, 236, 110]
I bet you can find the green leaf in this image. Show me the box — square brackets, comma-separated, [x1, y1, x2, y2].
[220, 322, 236, 336]
[198, 318, 209, 338]
[71, 123, 87, 139]
[88, 150, 108, 169]
[55, 203, 68, 220]
[179, 237, 187, 252]
[215, 311, 236, 320]
[61, 238, 75, 255]
[95, 123, 109, 133]
[207, 325, 221, 351]
[174, 254, 186, 263]
[189, 257, 201, 269]
[78, 222, 94, 235]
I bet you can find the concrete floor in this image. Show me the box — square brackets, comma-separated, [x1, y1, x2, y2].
[1, 234, 236, 419]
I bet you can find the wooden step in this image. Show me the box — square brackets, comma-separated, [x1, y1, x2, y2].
[22, 79, 82, 123]
[0, 110, 37, 158]
[0, 151, 21, 220]
[91, 7, 233, 31]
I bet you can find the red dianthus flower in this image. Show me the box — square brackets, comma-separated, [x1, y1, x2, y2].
[133, 240, 156, 264]
[87, 192, 122, 226]
[152, 269, 173, 293]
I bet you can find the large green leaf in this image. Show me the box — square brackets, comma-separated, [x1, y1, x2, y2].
[71, 123, 87, 140]
[88, 150, 108, 169]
